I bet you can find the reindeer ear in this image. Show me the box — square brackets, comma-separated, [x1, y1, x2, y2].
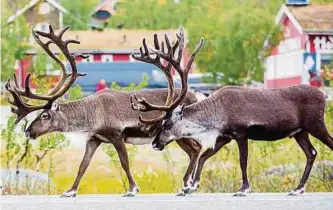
[51, 100, 60, 111]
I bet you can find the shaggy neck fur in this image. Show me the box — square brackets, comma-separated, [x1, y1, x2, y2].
[183, 96, 222, 126]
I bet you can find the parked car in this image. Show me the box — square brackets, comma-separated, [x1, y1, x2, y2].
[175, 72, 223, 96]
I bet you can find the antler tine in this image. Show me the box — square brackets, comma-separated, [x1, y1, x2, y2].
[154, 34, 160, 50]
[164, 34, 172, 55]
[176, 27, 185, 64]
[58, 26, 70, 39]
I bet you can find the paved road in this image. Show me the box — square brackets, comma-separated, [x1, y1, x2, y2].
[1, 193, 333, 210]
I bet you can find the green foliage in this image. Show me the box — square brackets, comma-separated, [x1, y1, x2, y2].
[1, 17, 30, 81]
[187, 0, 282, 85]
[37, 133, 69, 152]
[1, 116, 22, 168]
[67, 85, 84, 101]
[110, 74, 149, 91]
[61, 0, 100, 30]
[109, 0, 197, 29]
[32, 51, 49, 76]
[102, 144, 137, 191]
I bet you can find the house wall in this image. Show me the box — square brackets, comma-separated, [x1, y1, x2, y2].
[265, 15, 306, 88]
[24, 2, 60, 29]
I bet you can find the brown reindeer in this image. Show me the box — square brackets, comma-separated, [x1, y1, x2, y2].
[5, 25, 201, 197]
[131, 28, 333, 196]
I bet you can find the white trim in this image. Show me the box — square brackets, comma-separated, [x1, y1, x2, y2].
[316, 53, 321, 71]
[275, 4, 303, 34]
[129, 54, 136, 62]
[317, 50, 333, 54]
[7, 0, 68, 24]
[266, 75, 302, 80]
[59, 10, 63, 28]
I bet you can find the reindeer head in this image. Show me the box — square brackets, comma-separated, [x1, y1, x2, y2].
[130, 27, 204, 150]
[6, 25, 87, 139]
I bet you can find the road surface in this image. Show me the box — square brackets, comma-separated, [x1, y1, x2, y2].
[1, 193, 333, 210]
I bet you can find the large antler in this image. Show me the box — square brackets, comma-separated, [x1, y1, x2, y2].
[6, 25, 87, 124]
[131, 27, 204, 124]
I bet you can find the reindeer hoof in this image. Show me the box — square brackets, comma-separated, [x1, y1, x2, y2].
[186, 186, 198, 195]
[176, 187, 190, 196]
[233, 188, 251, 197]
[60, 190, 77, 198]
[123, 192, 135, 197]
[288, 187, 305, 196]
[123, 187, 139, 197]
[176, 191, 186, 196]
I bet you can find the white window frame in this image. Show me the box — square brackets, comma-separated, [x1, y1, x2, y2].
[102, 54, 113, 62]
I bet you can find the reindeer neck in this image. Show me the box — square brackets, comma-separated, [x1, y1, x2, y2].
[182, 96, 221, 123]
[59, 97, 97, 132]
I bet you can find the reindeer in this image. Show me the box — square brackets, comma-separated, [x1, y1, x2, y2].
[131, 28, 333, 197]
[5, 25, 202, 197]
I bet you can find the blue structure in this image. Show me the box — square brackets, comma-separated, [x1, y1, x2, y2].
[69, 62, 180, 94]
[286, 0, 309, 5]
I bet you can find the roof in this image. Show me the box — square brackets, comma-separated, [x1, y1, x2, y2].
[276, 4, 333, 34]
[287, 4, 333, 32]
[33, 29, 181, 52]
[7, 0, 68, 24]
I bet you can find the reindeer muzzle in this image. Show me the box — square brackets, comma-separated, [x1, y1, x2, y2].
[152, 143, 164, 151]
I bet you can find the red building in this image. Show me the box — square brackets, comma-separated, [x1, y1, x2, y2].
[265, 2, 333, 88]
[16, 29, 193, 87]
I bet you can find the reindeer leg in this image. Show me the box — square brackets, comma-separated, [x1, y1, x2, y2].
[60, 138, 101, 197]
[234, 137, 250, 197]
[187, 137, 231, 195]
[288, 131, 316, 196]
[175, 138, 201, 196]
[112, 140, 139, 197]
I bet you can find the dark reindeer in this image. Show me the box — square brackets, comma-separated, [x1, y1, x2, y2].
[131, 28, 333, 196]
[5, 25, 202, 197]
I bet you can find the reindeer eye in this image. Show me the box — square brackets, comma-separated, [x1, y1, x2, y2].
[40, 112, 50, 120]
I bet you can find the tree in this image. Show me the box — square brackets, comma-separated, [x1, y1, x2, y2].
[61, 0, 100, 30]
[187, 0, 282, 85]
[1, 17, 30, 81]
[109, 0, 197, 29]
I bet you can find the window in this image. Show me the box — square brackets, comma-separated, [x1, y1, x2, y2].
[102, 55, 113, 62]
[35, 23, 50, 32]
[82, 55, 94, 63]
